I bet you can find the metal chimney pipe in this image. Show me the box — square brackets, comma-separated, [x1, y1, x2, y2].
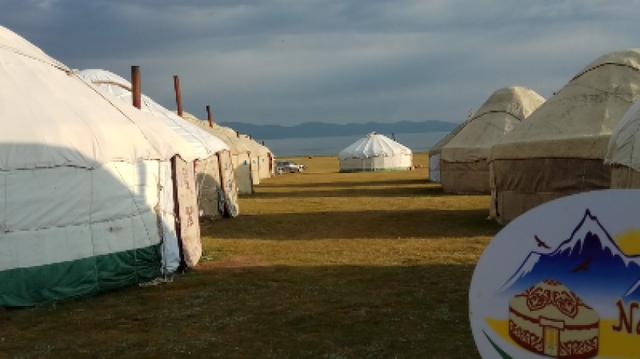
[131, 66, 141, 109]
[173, 75, 183, 117]
[206, 105, 213, 127]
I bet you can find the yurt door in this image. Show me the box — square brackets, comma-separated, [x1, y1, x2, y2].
[250, 156, 260, 185]
[543, 326, 560, 356]
[217, 151, 240, 218]
[172, 156, 202, 268]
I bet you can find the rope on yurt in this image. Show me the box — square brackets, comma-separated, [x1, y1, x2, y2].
[466, 110, 524, 124]
[571, 62, 640, 83]
[91, 80, 132, 92]
[0, 44, 70, 73]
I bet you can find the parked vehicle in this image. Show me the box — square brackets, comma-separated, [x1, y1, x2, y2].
[276, 160, 305, 174]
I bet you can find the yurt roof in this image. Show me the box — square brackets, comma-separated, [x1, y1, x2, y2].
[441, 86, 545, 162]
[256, 141, 273, 156]
[510, 280, 598, 325]
[0, 26, 66, 71]
[0, 26, 199, 170]
[181, 112, 252, 155]
[491, 48, 640, 161]
[605, 98, 640, 171]
[339, 132, 412, 160]
[429, 120, 470, 157]
[78, 69, 229, 159]
[239, 134, 271, 156]
[259, 142, 273, 156]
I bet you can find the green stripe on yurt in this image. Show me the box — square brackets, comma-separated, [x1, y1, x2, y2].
[0, 244, 161, 307]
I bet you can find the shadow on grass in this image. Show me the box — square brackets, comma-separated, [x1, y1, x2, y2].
[0, 263, 480, 359]
[206, 208, 500, 240]
[262, 178, 429, 189]
[251, 185, 450, 198]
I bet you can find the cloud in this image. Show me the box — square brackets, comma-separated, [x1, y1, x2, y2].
[1, 0, 640, 125]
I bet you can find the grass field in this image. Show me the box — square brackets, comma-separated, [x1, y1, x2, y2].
[0, 153, 501, 358]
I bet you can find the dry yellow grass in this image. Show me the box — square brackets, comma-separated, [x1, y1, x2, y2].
[0, 153, 500, 358]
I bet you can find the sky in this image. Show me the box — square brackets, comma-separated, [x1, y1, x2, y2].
[1, 0, 640, 126]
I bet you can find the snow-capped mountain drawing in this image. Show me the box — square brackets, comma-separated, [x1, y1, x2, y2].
[626, 279, 640, 298]
[501, 209, 640, 314]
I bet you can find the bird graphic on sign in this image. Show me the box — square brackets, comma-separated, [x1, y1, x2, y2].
[571, 257, 592, 273]
[534, 234, 551, 249]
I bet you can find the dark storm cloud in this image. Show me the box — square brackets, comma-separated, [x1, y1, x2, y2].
[1, 0, 640, 124]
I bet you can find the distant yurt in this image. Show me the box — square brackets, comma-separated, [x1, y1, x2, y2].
[258, 141, 275, 177]
[78, 69, 240, 219]
[240, 134, 274, 180]
[490, 49, 640, 224]
[606, 98, 640, 187]
[339, 132, 413, 172]
[439, 87, 545, 193]
[182, 112, 255, 194]
[237, 135, 262, 186]
[0, 26, 205, 306]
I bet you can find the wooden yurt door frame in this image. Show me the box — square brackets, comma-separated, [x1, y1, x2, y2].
[171, 156, 185, 267]
[216, 151, 231, 217]
[171, 155, 202, 269]
[248, 153, 256, 189]
[541, 321, 562, 357]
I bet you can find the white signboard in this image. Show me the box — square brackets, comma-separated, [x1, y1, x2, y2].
[470, 190, 640, 358]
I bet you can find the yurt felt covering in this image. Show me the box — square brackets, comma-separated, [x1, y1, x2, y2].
[339, 133, 413, 172]
[78, 69, 238, 220]
[439, 86, 545, 193]
[490, 49, 640, 223]
[240, 134, 273, 180]
[606, 96, 640, 188]
[182, 112, 254, 195]
[0, 26, 202, 306]
[428, 119, 471, 182]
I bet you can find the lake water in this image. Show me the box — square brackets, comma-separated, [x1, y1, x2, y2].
[261, 131, 449, 157]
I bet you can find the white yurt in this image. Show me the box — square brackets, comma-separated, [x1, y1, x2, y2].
[0, 26, 206, 306]
[490, 49, 640, 224]
[257, 141, 275, 178]
[339, 132, 413, 172]
[78, 69, 240, 219]
[439, 86, 545, 193]
[237, 135, 262, 186]
[606, 99, 640, 187]
[239, 134, 274, 180]
[182, 112, 255, 194]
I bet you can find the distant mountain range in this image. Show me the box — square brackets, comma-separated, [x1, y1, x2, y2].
[217, 120, 456, 140]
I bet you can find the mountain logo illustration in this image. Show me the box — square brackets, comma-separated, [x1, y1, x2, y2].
[500, 209, 640, 315]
